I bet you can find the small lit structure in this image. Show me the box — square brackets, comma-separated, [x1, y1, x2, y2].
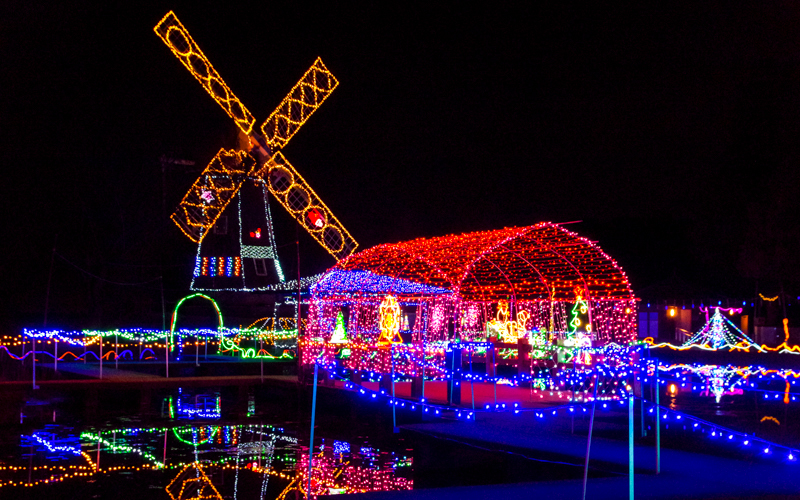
[302, 223, 636, 373]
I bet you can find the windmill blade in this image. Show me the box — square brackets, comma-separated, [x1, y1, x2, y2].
[256, 152, 357, 260]
[171, 149, 256, 242]
[260, 58, 339, 150]
[154, 11, 256, 135]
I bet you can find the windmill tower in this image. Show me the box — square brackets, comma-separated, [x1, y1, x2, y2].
[154, 11, 357, 292]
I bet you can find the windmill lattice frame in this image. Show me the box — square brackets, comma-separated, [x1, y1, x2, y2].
[155, 11, 357, 261]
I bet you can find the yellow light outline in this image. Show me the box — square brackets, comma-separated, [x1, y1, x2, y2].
[258, 152, 358, 259]
[170, 149, 254, 243]
[260, 57, 339, 149]
[154, 11, 255, 135]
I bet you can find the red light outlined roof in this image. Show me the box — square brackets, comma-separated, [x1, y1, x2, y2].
[329, 222, 633, 302]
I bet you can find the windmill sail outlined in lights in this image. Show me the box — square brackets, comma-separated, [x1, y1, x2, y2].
[154, 11, 357, 291]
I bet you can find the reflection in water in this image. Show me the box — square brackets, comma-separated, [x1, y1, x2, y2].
[2, 422, 412, 498]
[661, 363, 800, 404]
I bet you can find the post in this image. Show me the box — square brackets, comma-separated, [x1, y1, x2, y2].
[469, 349, 475, 415]
[307, 363, 319, 497]
[655, 366, 660, 474]
[391, 345, 397, 432]
[99, 335, 103, 380]
[493, 346, 497, 406]
[640, 381, 645, 437]
[421, 358, 426, 401]
[629, 391, 634, 499]
[32, 336, 38, 390]
[161, 276, 167, 378]
[165, 333, 169, 379]
[115, 333, 119, 370]
[582, 375, 599, 500]
[196, 332, 200, 367]
[296, 220, 302, 382]
[54, 338, 58, 373]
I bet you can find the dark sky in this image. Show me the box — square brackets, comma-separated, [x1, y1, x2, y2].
[3, 2, 800, 329]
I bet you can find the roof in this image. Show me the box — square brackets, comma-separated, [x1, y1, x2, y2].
[318, 222, 634, 302]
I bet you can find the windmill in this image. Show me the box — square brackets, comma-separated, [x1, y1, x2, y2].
[154, 11, 357, 291]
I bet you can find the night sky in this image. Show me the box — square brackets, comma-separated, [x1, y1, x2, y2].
[4, 2, 800, 330]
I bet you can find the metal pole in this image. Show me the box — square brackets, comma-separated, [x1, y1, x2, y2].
[629, 392, 634, 499]
[571, 357, 576, 434]
[32, 336, 37, 390]
[115, 333, 119, 370]
[655, 366, 660, 474]
[392, 345, 397, 432]
[307, 362, 319, 497]
[582, 375, 599, 500]
[296, 221, 302, 378]
[640, 374, 645, 437]
[493, 346, 497, 406]
[469, 349, 475, 415]
[43, 236, 57, 330]
[161, 277, 167, 378]
[54, 339, 58, 373]
[99, 335, 103, 380]
[421, 355, 425, 401]
[165, 334, 169, 379]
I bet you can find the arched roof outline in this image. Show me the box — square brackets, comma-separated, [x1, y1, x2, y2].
[327, 222, 634, 302]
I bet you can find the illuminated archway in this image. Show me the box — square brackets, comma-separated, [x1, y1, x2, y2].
[169, 293, 224, 351]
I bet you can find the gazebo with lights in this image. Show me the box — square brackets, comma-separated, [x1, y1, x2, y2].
[302, 222, 636, 373]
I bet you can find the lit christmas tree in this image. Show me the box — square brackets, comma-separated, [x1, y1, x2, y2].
[683, 308, 755, 349]
[329, 311, 348, 344]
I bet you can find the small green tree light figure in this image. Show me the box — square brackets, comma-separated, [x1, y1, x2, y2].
[330, 311, 348, 344]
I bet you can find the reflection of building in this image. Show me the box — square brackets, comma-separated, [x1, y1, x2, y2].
[292, 446, 412, 496]
[304, 223, 636, 372]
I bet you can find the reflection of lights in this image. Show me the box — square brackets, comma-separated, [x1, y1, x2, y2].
[668, 383, 678, 396]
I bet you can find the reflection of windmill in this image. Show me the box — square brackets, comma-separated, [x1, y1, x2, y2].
[154, 11, 357, 291]
[166, 462, 223, 500]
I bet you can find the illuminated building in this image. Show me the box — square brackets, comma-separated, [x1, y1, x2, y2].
[302, 222, 636, 374]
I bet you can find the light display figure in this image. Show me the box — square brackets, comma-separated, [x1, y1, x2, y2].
[377, 296, 402, 345]
[486, 300, 530, 342]
[683, 307, 755, 350]
[329, 311, 348, 344]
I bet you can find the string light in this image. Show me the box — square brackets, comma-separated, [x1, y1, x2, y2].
[257, 151, 358, 260]
[154, 12, 256, 135]
[170, 149, 255, 243]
